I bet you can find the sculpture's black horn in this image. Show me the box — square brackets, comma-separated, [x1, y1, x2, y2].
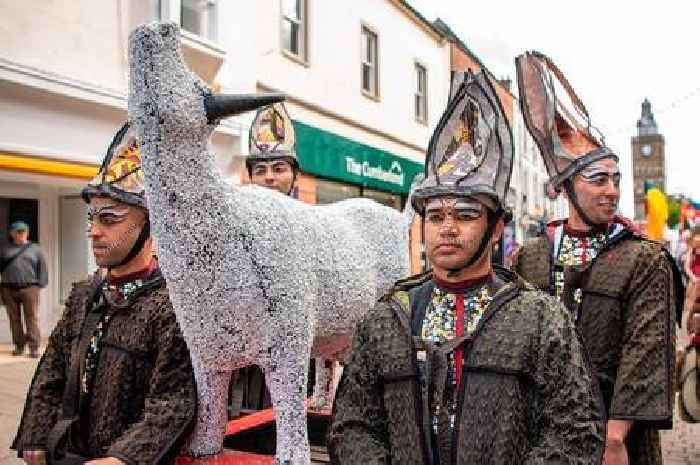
[204, 93, 286, 122]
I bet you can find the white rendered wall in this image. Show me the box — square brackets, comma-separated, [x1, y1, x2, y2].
[244, 0, 450, 160]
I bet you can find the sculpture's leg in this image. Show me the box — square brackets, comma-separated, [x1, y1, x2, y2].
[310, 357, 332, 410]
[266, 341, 312, 465]
[329, 361, 343, 407]
[311, 358, 339, 410]
[183, 362, 231, 456]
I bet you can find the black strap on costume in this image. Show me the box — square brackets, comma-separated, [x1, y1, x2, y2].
[446, 207, 503, 278]
[410, 280, 436, 336]
[563, 179, 603, 228]
[111, 216, 150, 270]
[47, 282, 105, 464]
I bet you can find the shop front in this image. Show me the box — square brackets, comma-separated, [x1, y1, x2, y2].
[292, 120, 423, 210]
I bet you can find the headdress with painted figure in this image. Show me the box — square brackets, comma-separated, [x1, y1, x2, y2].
[412, 69, 514, 220]
[82, 123, 145, 208]
[247, 102, 298, 172]
[80, 123, 151, 269]
[412, 70, 514, 274]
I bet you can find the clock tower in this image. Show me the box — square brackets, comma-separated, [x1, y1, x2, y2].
[631, 98, 665, 221]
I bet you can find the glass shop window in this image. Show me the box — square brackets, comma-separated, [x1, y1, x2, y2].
[315, 178, 361, 205]
[181, 0, 218, 42]
[281, 0, 307, 60]
[362, 188, 401, 211]
[415, 62, 428, 124]
[361, 25, 379, 98]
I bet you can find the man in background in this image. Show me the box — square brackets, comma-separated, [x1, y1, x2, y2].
[1, 221, 48, 357]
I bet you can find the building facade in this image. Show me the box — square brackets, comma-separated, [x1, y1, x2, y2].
[0, 0, 251, 342]
[0, 0, 451, 340]
[232, 0, 450, 209]
[631, 98, 666, 222]
[1, 0, 574, 341]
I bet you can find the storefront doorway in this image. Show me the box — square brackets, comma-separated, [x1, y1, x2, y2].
[0, 197, 39, 247]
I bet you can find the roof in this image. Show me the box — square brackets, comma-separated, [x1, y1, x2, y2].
[432, 18, 516, 100]
[389, 0, 446, 43]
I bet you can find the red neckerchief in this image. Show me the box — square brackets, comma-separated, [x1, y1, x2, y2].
[545, 215, 643, 243]
[107, 257, 158, 286]
[433, 273, 490, 391]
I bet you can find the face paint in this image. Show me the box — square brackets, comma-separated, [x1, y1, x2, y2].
[578, 160, 621, 189]
[424, 197, 485, 224]
[570, 157, 620, 226]
[423, 196, 493, 278]
[87, 204, 131, 228]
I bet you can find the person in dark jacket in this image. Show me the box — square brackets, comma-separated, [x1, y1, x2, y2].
[1, 221, 48, 357]
[514, 51, 681, 465]
[329, 70, 605, 465]
[12, 124, 197, 465]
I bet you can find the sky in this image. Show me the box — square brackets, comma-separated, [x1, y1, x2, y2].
[408, 0, 700, 216]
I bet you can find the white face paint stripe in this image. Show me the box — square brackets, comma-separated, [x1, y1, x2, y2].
[425, 197, 484, 213]
[88, 205, 130, 218]
[579, 160, 620, 180]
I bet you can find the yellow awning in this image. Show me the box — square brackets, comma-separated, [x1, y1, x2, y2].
[0, 152, 98, 180]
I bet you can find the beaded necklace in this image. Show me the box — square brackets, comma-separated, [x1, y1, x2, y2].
[81, 271, 154, 395]
[554, 229, 607, 304]
[421, 283, 493, 434]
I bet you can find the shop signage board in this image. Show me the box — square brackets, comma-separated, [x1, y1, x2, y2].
[293, 120, 423, 195]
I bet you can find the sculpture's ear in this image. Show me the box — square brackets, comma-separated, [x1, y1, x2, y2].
[205, 93, 286, 123]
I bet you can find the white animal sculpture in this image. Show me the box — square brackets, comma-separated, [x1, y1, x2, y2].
[128, 22, 413, 464]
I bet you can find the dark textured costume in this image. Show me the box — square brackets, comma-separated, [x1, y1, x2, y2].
[329, 268, 605, 465]
[12, 267, 197, 465]
[516, 219, 681, 465]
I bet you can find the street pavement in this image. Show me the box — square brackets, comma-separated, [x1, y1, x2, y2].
[661, 327, 700, 465]
[0, 341, 698, 465]
[0, 344, 38, 465]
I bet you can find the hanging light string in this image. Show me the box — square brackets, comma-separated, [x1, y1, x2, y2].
[599, 85, 700, 138]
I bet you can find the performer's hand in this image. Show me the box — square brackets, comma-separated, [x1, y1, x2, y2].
[86, 458, 125, 465]
[603, 439, 629, 465]
[22, 450, 46, 465]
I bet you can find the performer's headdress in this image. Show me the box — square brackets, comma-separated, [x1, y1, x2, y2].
[412, 70, 514, 218]
[247, 102, 298, 172]
[412, 70, 514, 274]
[81, 123, 151, 268]
[515, 51, 618, 224]
[82, 123, 145, 208]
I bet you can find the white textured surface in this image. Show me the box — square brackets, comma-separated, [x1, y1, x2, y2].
[128, 22, 410, 464]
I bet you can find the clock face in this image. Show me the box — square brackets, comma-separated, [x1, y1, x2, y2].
[641, 144, 653, 156]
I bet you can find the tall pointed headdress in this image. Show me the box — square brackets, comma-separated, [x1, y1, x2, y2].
[412, 70, 514, 216]
[515, 51, 617, 199]
[82, 123, 146, 207]
[247, 102, 298, 169]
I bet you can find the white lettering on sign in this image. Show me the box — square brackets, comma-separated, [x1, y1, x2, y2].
[345, 156, 405, 186]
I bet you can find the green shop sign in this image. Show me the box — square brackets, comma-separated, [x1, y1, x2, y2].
[293, 120, 423, 195]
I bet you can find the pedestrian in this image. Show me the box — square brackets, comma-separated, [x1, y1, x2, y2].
[1, 220, 48, 357]
[683, 231, 700, 284]
[329, 70, 605, 465]
[514, 51, 683, 465]
[12, 124, 197, 465]
[684, 231, 700, 333]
